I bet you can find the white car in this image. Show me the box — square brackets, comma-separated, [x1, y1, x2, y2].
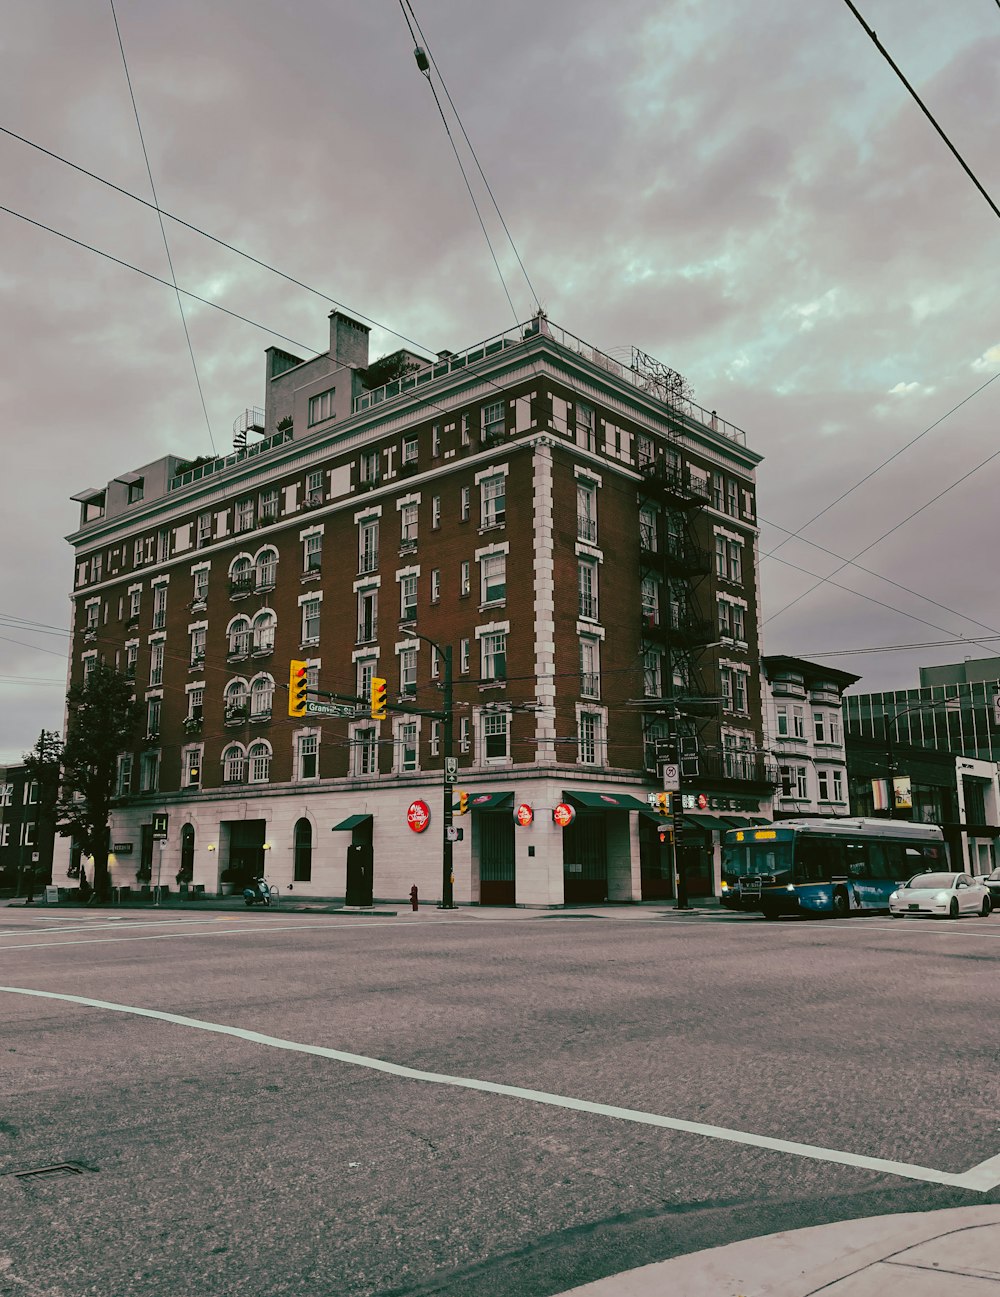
[888, 871, 992, 920]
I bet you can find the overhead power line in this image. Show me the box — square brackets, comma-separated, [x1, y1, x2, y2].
[791, 636, 1000, 660]
[841, 0, 1000, 223]
[109, 0, 216, 454]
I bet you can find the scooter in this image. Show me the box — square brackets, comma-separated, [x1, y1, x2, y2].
[243, 876, 272, 907]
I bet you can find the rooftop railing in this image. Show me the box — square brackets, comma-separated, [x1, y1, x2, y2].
[169, 428, 294, 492]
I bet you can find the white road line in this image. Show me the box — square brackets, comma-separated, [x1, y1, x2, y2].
[0, 984, 993, 1193]
[0, 916, 240, 937]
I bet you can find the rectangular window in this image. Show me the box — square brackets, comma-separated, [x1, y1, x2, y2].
[793, 706, 805, 738]
[731, 604, 745, 642]
[431, 568, 441, 603]
[578, 560, 598, 620]
[399, 647, 417, 695]
[796, 767, 808, 799]
[432, 424, 441, 457]
[400, 573, 417, 622]
[190, 627, 206, 666]
[235, 498, 254, 532]
[301, 598, 321, 644]
[125, 643, 138, 680]
[197, 512, 212, 546]
[129, 588, 142, 619]
[147, 697, 161, 737]
[192, 569, 209, 605]
[726, 480, 739, 517]
[642, 648, 661, 698]
[482, 401, 504, 442]
[581, 638, 601, 699]
[776, 704, 788, 737]
[357, 590, 377, 643]
[357, 658, 375, 700]
[85, 602, 100, 630]
[299, 734, 318, 780]
[461, 486, 471, 521]
[355, 726, 377, 777]
[397, 721, 418, 773]
[481, 475, 506, 527]
[733, 670, 748, 713]
[402, 436, 419, 465]
[430, 720, 441, 756]
[461, 413, 471, 446]
[460, 638, 470, 674]
[460, 716, 470, 753]
[639, 508, 656, 552]
[577, 482, 597, 543]
[718, 600, 731, 638]
[832, 769, 844, 801]
[483, 711, 509, 761]
[814, 712, 826, 742]
[460, 560, 471, 597]
[117, 754, 133, 798]
[576, 402, 595, 451]
[360, 450, 380, 485]
[829, 716, 841, 745]
[307, 387, 335, 425]
[304, 532, 323, 573]
[818, 770, 830, 801]
[481, 553, 506, 604]
[185, 749, 201, 788]
[432, 495, 441, 529]
[139, 752, 159, 792]
[149, 641, 164, 687]
[400, 502, 418, 545]
[187, 687, 204, 721]
[635, 435, 654, 468]
[578, 712, 600, 765]
[258, 489, 279, 524]
[641, 575, 659, 622]
[715, 535, 727, 579]
[727, 540, 743, 584]
[712, 472, 724, 510]
[431, 645, 441, 679]
[720, 666, 733, 710]
[306, 470, 324, 506]
[358, 519, 379, 573]
[152, 585, 167, 630]
[481, 632, 506, 681]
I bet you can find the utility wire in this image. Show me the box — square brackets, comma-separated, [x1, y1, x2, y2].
[403, 0, 541, 315]
[841, 0, 1000, 223]
[793, 636, 1000, 659]
[765, 438, 1000, 628]
[0, 204, 321, 356]
[759, 514, 1000, 637]
[397, 0, 520, 328]
[762, 369, 1000, 563]
[109, 0, 216, 454]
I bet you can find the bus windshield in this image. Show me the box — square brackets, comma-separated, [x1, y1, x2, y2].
[722, 841, 793, 879]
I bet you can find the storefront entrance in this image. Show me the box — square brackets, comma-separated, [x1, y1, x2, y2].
[639, 816, 674, 899]
[479, 811, 515, 905]
[562, 812, 608, 903]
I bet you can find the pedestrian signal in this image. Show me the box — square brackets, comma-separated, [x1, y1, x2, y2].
[288, 660, 308, 717]
[370, 676, 387, 720]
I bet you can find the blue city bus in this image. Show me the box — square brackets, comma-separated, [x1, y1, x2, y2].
[721, 818, 948, 919]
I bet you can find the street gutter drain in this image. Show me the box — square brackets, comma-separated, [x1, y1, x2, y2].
[9, 1163, 88, 1182]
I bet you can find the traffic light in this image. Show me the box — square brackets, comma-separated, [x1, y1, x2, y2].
[458, 790, 469, 815]
[288, 660, 308, 717]
[658, 823, 671, 845]
[370, 676, 387, 721]
[655, 791, 669, 814]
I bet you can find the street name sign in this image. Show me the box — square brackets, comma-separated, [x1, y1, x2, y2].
[306, 701, 357, 718]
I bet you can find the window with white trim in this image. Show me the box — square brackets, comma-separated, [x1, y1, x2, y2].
[298, 733, 319, 781]
[400, 502, 418, 545]
[431, 569, 441, 603]
[832, 769, 844, 801]
[432, 495, 441, 529]
[129, 587, 142, 619]
[641, 575, 659, 623]
[642, 648, 661, 698]
[461, 413, 471, 446]
[248, 741, 271, 783]
[125, 642, 138, 680]
[430, 720, 441, 756]
[354, 726, 378, 776]
[358, 519, 378, 573]
[152, 585, 167, 630]
[301, 597, 321, 645]
[814, 712, 826, 742]
[578, 559, 598, 621]
[192, 568, 209, 605]
[305, 470, 324, 506]
[482, 710, 509, 761]
[480, 474, 506, 527]
[481, 631, 506, 682]
[818, 769, 830, 801]
[460, 716, 470, 753]
[580, 637, 601, 699]
[575, 401, 595, 451]
[230, 556, 252, 595]
[190, 626, 206, 667]
[197, 512, 212, 547]
[360, 449, 380, 485]
[399, 647, 417, 695]
[252, 610, 276, 655]
[187, 686, 204, 722]
[776, 703, 788, 737]
[116, 754, 133, 798]
[482, 401, 504, 441]
[235, 498, 254, 532]
[577, 481, 597, 542]
[225, 679, 249, 719]
[578, 711, 602, 765]
[147, 697, 162, 738]
[460, 638, 470, 674]
[184, 748, 202, 788]
[396, 720, 418, 773]
[460, 486, 470, 522]
[432, 425, 441, 457]
[223, 744, 245, 783]
[308, 387, 335, 425]
[149, 640, 164, 687]
[481, 553, 506, 604]
[356, 658, 376, 700]
[255, 547, 277, 590]
[460, 560, 471, 597]
[402, 436, 418, 465]
[228, 616, 251, 658]
[304, 532, 323, 574]
[357, 589, 377, 643]
[250, 676, 274, 719]
[793, 706, 805, 738]
[400, 573, 417, 622]
[139, 751, 159, 792]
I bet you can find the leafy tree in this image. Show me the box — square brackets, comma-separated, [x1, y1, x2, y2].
[56, 664, 140, 903]
[22, 729, 63, 886]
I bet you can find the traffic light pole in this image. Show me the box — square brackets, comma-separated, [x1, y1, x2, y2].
[440, 645, 456, 909]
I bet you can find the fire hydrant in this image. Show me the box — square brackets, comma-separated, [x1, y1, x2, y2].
[409, 884, 419, 911]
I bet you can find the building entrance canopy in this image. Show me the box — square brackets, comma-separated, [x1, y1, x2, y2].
[466, 792, 513, 810]
[566, 791, 649, 811]
[331, 814, 372, 831]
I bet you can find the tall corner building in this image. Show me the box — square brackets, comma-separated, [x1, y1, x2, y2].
[61, 311, 772, 905]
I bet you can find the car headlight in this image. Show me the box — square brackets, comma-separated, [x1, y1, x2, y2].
[786, 884, 795, 891]
[936, 892, 949, 901]
[889, 891, 899, 901]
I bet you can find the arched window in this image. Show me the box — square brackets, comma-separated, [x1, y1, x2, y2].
[252, 610, 276, 655]
[225, 679, 249, 721]
[255, 547, 278, 591]
[228, 616, 252, 659]
[222, 745, 245, 783]
[178, 824, 195, 883]
[248, 741, 271, 783]
[250, 675, 274, 719]
[293, 818, 312, 882]
[229, 555, 252, 596]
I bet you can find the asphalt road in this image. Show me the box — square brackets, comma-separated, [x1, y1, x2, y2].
[1, 905, 999, 1296]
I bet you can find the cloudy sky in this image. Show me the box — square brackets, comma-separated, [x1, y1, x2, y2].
[2, 0, 998, 762]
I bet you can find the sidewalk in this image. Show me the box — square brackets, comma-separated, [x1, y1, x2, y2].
[556, 1206, 1000, 1296]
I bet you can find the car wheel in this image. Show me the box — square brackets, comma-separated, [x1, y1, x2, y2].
[831, 891, 850, 919]
[949, 897, 959, 919]
[981, 898, 992, 917]
[890, 910, 902, 918]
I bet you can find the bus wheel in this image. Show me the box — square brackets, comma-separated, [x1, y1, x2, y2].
[761, 906, 780, 921]
[831, 891, 850, 919]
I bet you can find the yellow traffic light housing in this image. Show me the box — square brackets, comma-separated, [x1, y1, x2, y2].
[288, 660, 308, 717]
[370, 676, 387, 721]
[655, 791, 670, 813]
[458, 789, 469, 815]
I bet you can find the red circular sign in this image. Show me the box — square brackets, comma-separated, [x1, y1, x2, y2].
[515, 802, 534, 827]
[697, 794, 708, 809]
[552, 802, 575, 828]
[407, 799, 431, 833]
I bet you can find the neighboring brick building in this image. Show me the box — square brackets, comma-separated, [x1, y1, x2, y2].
[0, 764, 53, 892]
[59, 311, 773, 904]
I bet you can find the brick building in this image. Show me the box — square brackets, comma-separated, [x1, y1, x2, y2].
[59, 311, 773, 905]
[0, 764, 53, 893]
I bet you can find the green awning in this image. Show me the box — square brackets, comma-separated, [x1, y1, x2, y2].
[566, 791, 649, 811]
[331, 814, 372, 831]
[722, 815, 753, 828]
[683, 814, 726, 832]
[464, 792, 513, 810]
